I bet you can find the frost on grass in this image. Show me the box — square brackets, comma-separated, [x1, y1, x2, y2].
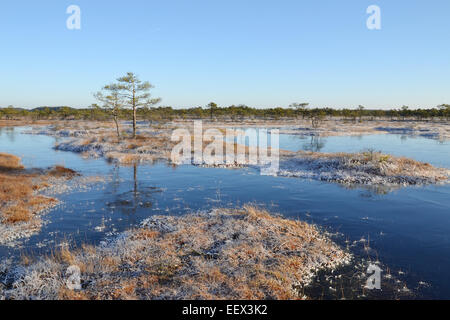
[0, 153, 80, 246]
[25, 123, 175, 165]
[277, 150, 449, 187]
[0, 206, 351, 300]
[39, 123, 259, 167]
[57, 133, 175, 165]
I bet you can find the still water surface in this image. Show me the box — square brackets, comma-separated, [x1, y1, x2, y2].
[0, 127, 449, 298]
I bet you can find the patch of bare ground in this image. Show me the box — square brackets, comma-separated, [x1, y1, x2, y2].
[278, 150, 449, 186]
[0, 153, 79, 245]
[0, 206, 351, 300]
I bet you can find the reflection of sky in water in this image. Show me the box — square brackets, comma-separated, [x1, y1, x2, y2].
[0, 127, 450, 298]
[227, 128, 449, 168]
[283, 134, 449, 168]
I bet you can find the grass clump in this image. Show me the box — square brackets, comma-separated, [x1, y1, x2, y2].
[1, 206, 351, 300]
[0, 153, 24, 171]
[281, 150, 449, 187]
[0, 153, 77, 245]
[47, 166, 80, 179]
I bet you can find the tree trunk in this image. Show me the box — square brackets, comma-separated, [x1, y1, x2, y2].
[132, 87, 137, 138]
[113, 115, 120, 141]
[132, 107, 137, 139]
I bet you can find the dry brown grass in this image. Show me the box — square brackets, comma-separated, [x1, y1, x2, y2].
[58, 246, 77, 265]
[2, 206, 32, 223]
[58, 288, 89, 300]
[80, 138, 94, 146]
[0, 153, 24, 171]
[1, 193, 57, 224]
[0, 174, 32, 202]
[20, 254, 34, 266]
[0, 154, 37, 224]
[0, 153, 74, 227]
[47, 165, 79, 179]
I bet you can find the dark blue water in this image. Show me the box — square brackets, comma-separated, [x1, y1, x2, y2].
[1, 126, 449, 298]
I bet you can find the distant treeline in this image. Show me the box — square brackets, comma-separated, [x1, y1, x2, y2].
[1, 104, 449, 122]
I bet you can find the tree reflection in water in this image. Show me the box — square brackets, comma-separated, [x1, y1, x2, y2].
[302, 135, 326, 152]
[106, 163, 163, 216]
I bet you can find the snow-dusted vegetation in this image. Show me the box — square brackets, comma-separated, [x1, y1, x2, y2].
[277, 150, 449, 187]
[0, 206, 351, 300]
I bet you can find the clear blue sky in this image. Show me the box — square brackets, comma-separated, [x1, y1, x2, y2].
[1, 0, 449, 109]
